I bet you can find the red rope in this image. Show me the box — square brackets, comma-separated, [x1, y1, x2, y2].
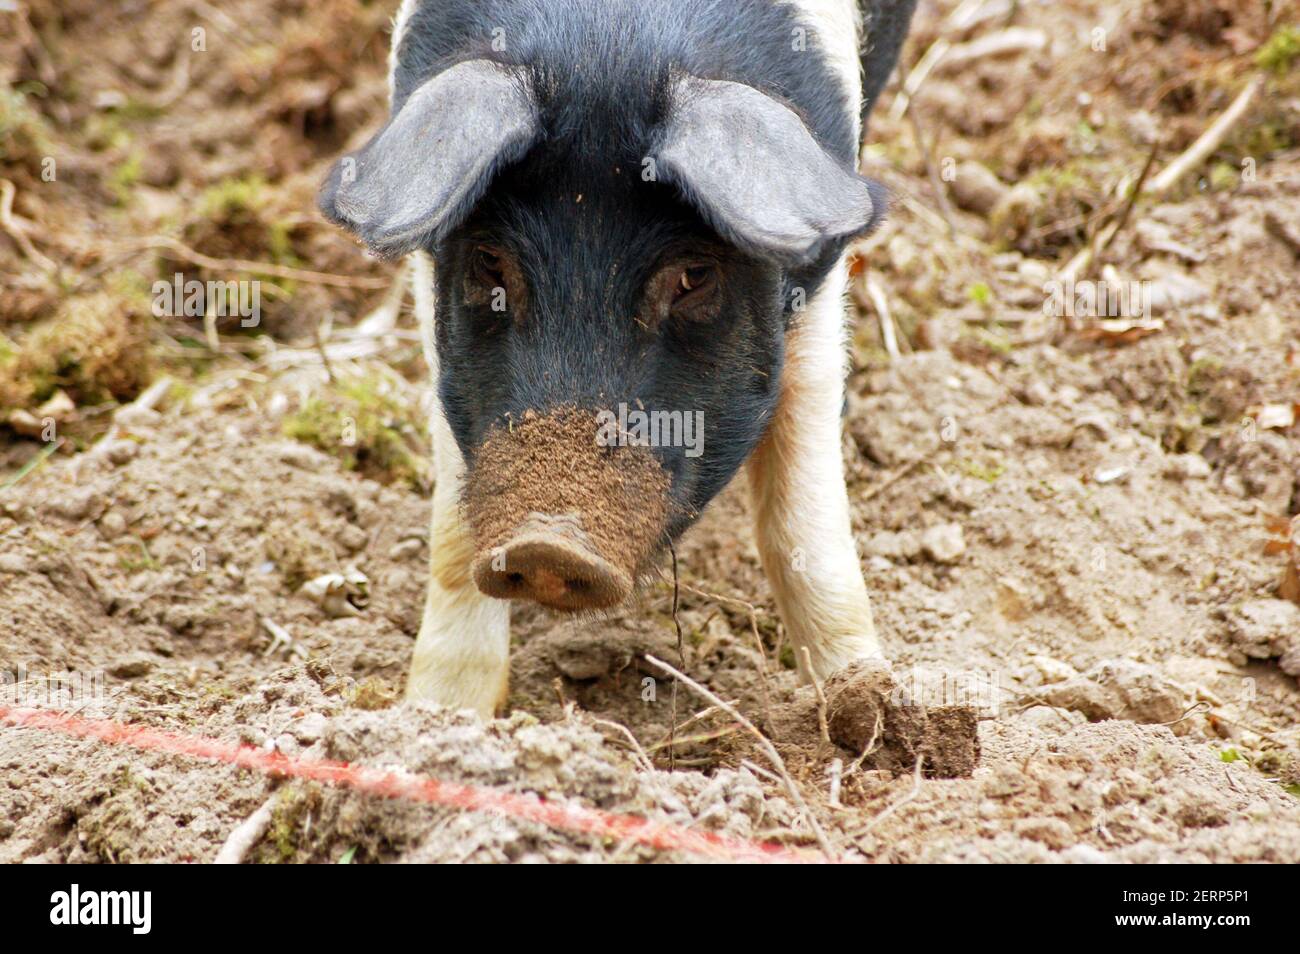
[0, 704, 825, 864]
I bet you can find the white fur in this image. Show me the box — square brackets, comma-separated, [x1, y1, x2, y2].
[388, 0, 420, 90]
[745, 255, 882, 681]
[758, 3, 879, 681]
[387, 6, 513, 718]
[406, 251, 512, 717]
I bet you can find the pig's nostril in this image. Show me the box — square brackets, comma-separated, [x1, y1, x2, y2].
[472, 527, 631, 611]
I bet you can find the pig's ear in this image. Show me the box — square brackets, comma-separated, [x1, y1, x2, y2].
[318, 60, 537, 258]
[655, 77, 884, 264]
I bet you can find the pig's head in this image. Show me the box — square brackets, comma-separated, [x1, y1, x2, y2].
[319, 59, 883, 611]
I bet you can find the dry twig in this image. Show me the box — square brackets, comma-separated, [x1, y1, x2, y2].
[644, 654, 836, 858]
[213, 795, 277, 864]
[0, 180, 57, 274]
[139, 236, 390, 289]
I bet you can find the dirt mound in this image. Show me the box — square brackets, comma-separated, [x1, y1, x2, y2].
[2, 386, 1297, 863]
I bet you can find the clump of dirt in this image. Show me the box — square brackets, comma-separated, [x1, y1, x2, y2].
[0, 287, 154, 417]
[824, 661, 981, 778]
[464, 406, 671, 590]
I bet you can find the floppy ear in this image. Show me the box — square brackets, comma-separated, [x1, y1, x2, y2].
[654, 77, 885, 264]
[318, 60, 538, 258]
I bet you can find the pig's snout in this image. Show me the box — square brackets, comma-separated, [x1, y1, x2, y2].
[464, 407, 671, 613]
[472, 514, 631, 611]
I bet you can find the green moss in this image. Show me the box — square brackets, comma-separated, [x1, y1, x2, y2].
[255, 784, 324, 863]
[959, 458, 1006, 483]
[118, 537, 161, 574]
[198, 174, 268, 220]
[1, 287, 154, 413]
[109, 151, 144, 205]
[1257, 25, 1300, 75]
[83, 112, 131, 152]
[192, 175, 300, 276]
[346, 677, 399, 711]
[1185, 355, 1223, 394]
[0, 86, 52, 164]
[1208, 161, 1238, 191]
[263, 521, 335, 592]
[284, 376, 428, 487]
[111, 98, 165, 121]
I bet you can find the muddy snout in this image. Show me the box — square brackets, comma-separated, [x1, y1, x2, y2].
[472, 513, 630, 610]
[465, 408, 670, 612]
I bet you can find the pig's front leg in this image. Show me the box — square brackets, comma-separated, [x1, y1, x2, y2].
[406, 253, 511, 718]
[746, 257, 883, 681]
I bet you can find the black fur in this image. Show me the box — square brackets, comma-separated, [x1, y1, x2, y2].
[329, 0, 914, 543]
[860, 0, 919, 130]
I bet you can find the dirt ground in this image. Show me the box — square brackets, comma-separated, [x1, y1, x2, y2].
[1, 0, 1298, 863]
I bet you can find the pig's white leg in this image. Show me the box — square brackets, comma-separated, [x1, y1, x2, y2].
[406, 251, 512, 717]
[746, 257, 883, 682]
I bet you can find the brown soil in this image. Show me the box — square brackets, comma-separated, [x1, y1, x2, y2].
[2, 0, 1299, 863]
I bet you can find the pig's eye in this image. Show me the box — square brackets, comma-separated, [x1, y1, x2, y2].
[472, 245, 507, 289]
[671, 264, 718, 314]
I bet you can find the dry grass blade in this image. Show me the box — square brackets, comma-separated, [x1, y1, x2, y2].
[0, 179, 58, 274]
[139, 236, 391, 289]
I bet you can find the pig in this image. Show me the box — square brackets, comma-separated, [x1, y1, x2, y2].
[319, 0, 918, 717]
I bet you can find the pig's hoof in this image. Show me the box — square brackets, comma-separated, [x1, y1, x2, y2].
[473, 523, 631, 611]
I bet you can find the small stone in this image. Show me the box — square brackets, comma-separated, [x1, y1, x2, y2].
[948, 160, 1011, 216]
[275, 441, 326, 470]
[1164, 453, 1211, 480]
[387, 538, 425, 561]
[104, 440, 139, 465]
[99, 511, 127, 540]
[551, 634, 633, 681]
[864, 530, 922, 561]
[1225, 599, 1300, 660]
[1093, 465, 1130, 485]
[1060, 844, 1108, 864]
[1014, 817, 1075, 850]
[6, 410, 44, 438]
[292, 712, 330, 744]
[1019, 380, 1054, 407]
[1279, 644, 1300, 678]
[335, 523, 369, 553]
[996, 578, 1031, 621]
[48, 488, 105, 522]
[108, 655, 154, 679]
[1029, 655, 1077, 685]
[1039, 659, 1186, 730]
[921, 523, 965, 564]
[1147, 273, 1211, 313]
[0, 553, 26, 574]
[865, 555, 894, 574]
